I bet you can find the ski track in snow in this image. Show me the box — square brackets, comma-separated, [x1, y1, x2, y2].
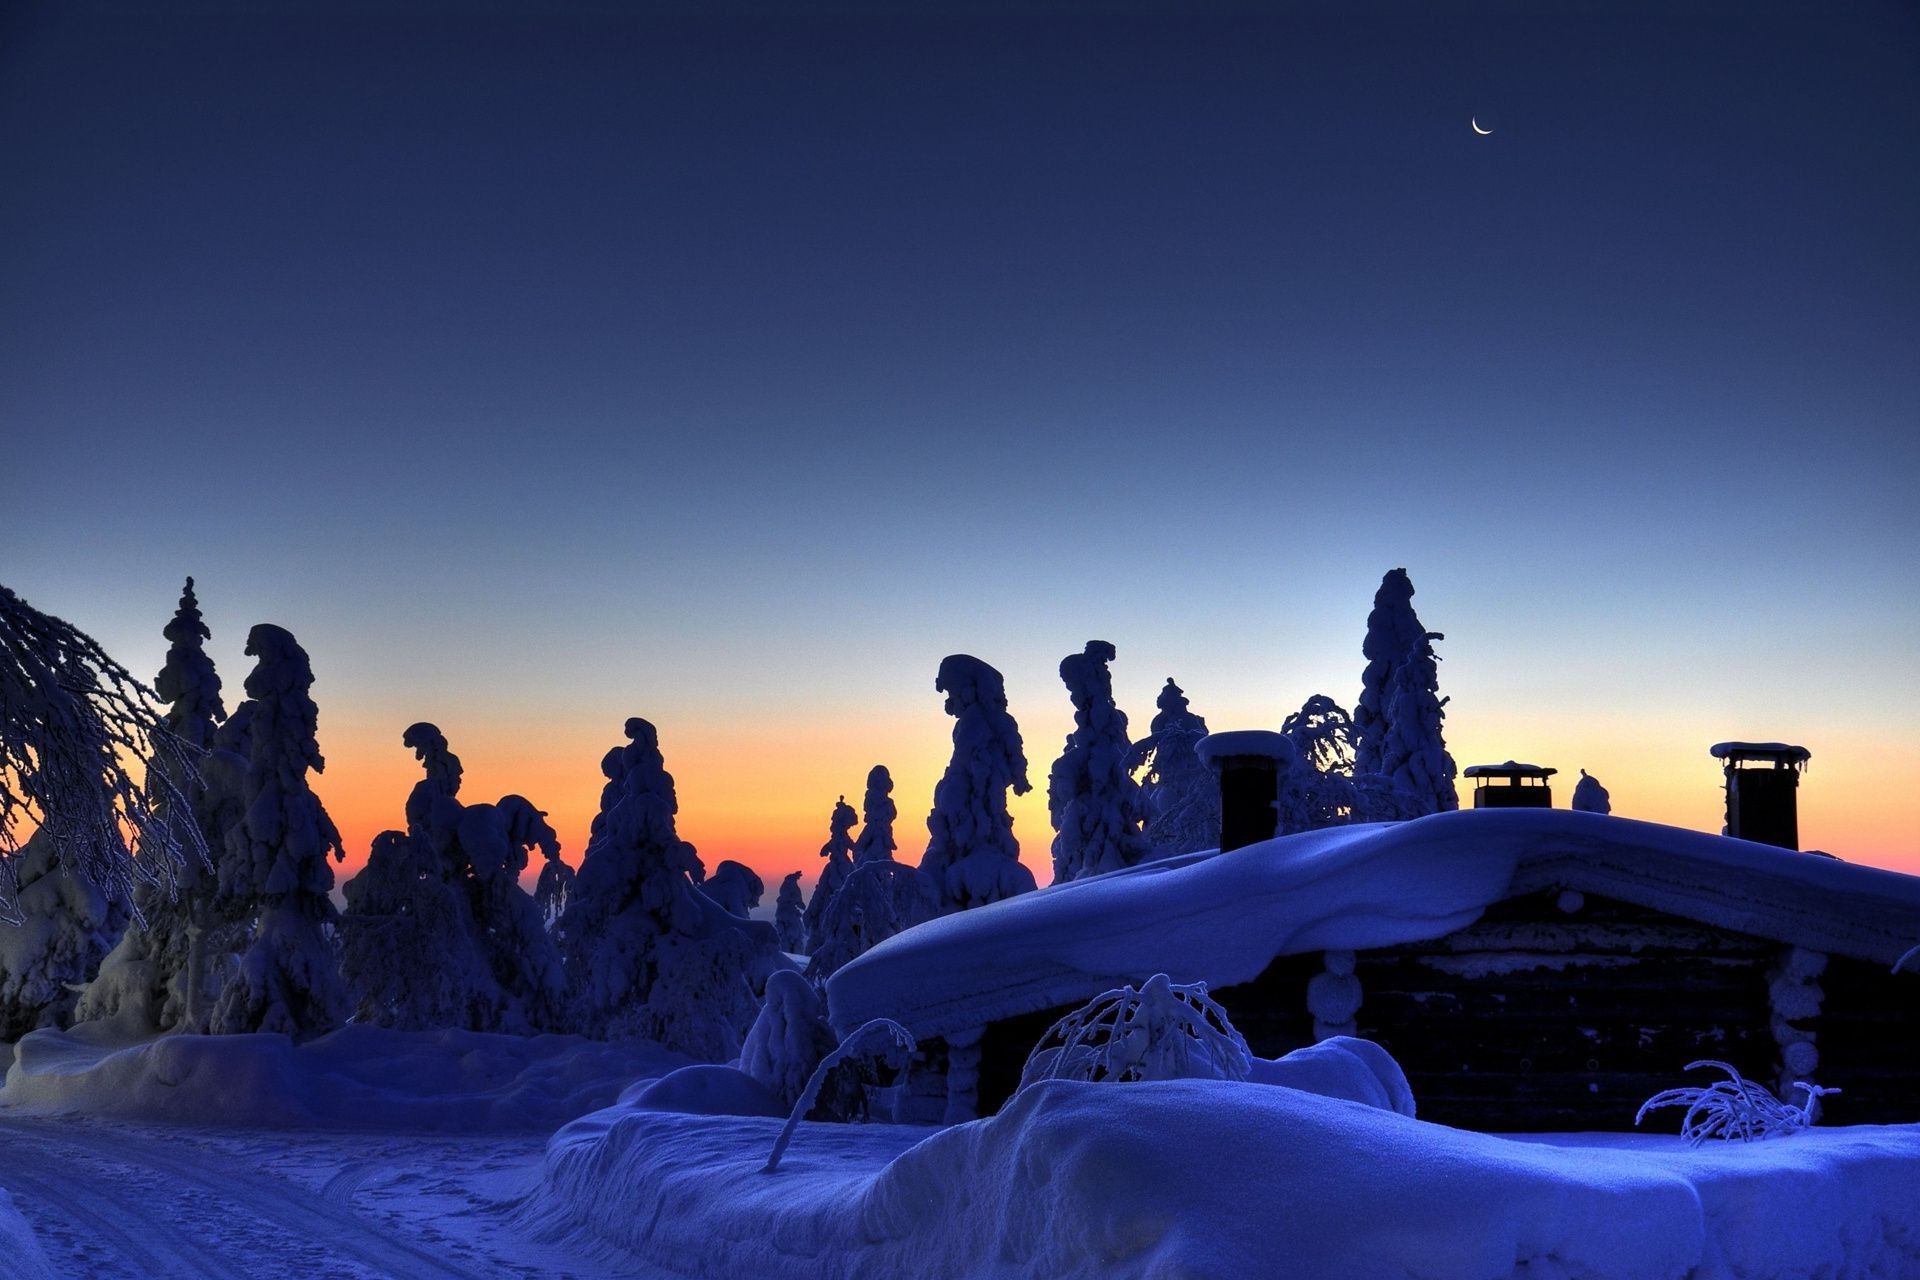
[0, 1115, 672, 1279]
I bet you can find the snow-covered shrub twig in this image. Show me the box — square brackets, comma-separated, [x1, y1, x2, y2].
[1018, 972, 1252, 1090]
[1634, 1059, 1839, 1146]
[763, 1018, 916, 1173]
[1893, 943, 1919, 976]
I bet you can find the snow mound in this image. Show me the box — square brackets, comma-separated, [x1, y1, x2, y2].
[830, 808, 1920, 1041]
[536, 1075, 1920, 1279]
[0, 1186, 54, 1280]
[0, 1022, 688, 1131]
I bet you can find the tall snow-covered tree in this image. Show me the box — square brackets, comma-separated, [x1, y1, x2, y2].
[775, 872, 806, 953]
[1572, 770, 1612, 815]
[535, 846, 577, 931]
[803, 797, 858, 951]
[920, 654, 1036, 911]
[209, 624, 351, 1039]
[1, 582, 205, 923]
[555, 717, 778, 1058]
[0, 829, 124, 1037]
[340, 828, 492, 1031]
[1377, 631, 1458, 816]
[1049, 641, 1149, 883]
[851, 765, 896, 865]
[79, 578, 232, 1031]
[1128, 678, 1219, 859]
[1354, 569, 1429, 777]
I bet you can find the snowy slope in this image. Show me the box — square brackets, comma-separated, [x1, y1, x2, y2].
[537, 1074, 1920, 1280]
[829, 809, 1920, 1040]
[0, 1186, 53, 1280]
[0, 1022, 689, 1131]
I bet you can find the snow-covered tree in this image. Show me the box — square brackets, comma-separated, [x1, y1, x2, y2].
[803, 796, 857, 951]
[740, 969, 837, 1109]
[0, 829, 124, 1037]
[1128, 678, 1219, 859]
[1, 582, 205, 923]
[340, 828, 491, 1030]
[456, 794, 570, 1032]
[79, 578, 233, 1031]
[209, 625, 351, 1039]
[1049, 641, 1149, 882]
[1377, 631, 1458, 816]
[1018, 973, 1252, 1090]
[1278, 695, 1361, 834]
[1354, 569, 1429, 778]
[775, 872, 806, 953]
[705, 860, 765, 917]
[851, 765, 896, 865]
[555, 717, 778, 1058]
[1572, 769, 1612, 815]
[804, 859, 941, 980]
[535, 846, 576, 931]
[920, 654, 1036, 912]
[401, 720, 463, 852]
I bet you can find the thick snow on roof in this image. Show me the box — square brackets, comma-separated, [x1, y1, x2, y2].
[829, 809, 1920, 1041]
[1462, 760, 1555, 778]
[1194, 729, 1295, 766]
[1710, 742, 1811, 764]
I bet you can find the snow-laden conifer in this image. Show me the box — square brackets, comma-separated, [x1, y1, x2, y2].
[1572, 769, 1612, 815]
[774, 872, 806, 953]
[740, 969, 837, 1109]
[803, 797, 857, 951]
[851, 765, 896, 865]
[920, 655, 1036, 911]
[1277, 695, 1362, 834]
[1127, 678, 1218, 858]
[705, 860, 765, 918]
[1377, 632, 1458, 816]
[341, 828, 492, 1030]
[1048, 641, 1149, 883]
[0, 829, 124, 1036]
[804, 859, 941, 980]
[208, 625, 351, 1039]
[1354, 569, 1428, 777]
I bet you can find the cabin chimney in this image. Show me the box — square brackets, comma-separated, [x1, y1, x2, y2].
[1710, 742, 1810, 850]
[1463, 761, 1556, 809]
[1196, 731, 1296, 852]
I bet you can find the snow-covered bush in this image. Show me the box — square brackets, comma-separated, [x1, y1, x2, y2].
[209, 624, 351, 1039]
[804, 859, 940, 980]
[705, 860, 765, 917]
[775, 871, 806, 953]
[1571, 769, 1612, 814]
[1353, 568, 1429, 778]
[851, 765, 897, 865]
[1635, 1060, 1839, 1145]
[1018, 973, 1252, 1090]
[1048, 641, 1149, 882]
[0, 829, 124, 1037]
[763, 1018, 918, 1172]
[1, 582, 206, 923]
[1128, 678, 1219, 858]
[1378, 631, 1458, 816]
[920, 654, 1037, 911]
[803, 796, 857, 950]
[740, 969, 837, 1108]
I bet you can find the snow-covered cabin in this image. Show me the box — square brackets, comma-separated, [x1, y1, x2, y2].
[827, 810, 1920, 1131]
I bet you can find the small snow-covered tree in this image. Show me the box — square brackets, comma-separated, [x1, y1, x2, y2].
[920, 654, 1036, 912]
[1572, 769, 1612, 814]
[1278, 695, 1362, 834]
[556, 717, 778, 1058]
[774, 872, 806, 953]
[209, 625, 351, 1039]
[803, 797, 857, 951]
[1018, 973, 1252, 1090]
[804, 859, 941, 980]
[1354, 568, 1429, 778]
[705, 860, 765, 918]
[1127, 678, 1219, 859]
[851, 765, 896, 865]
[456, 794, 570, 1032]
[740, 969, 837, 1108]
[1377, 632, 1458, 816]
[1, 582, 205, 923]
[341, 829, 492, 1030]
[535, 846, 576, 931]
[1049, 641, 1150, 883]
[0, 829, 124, 1037]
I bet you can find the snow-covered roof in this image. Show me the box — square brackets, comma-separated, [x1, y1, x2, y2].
[1194, 730, 1295, 766]
[827, 809, 1920, 1042]
[1709, 742, 1811, 764]
[1462, 761, 1556, 779]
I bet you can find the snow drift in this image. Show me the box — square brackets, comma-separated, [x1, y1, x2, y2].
[0, 1186, 53, 1280]
[0, 1021, 687, 1131]
[829, 808, 1920, 1041]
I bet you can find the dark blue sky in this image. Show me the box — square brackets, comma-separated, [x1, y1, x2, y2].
[4, 1, 1917, 870]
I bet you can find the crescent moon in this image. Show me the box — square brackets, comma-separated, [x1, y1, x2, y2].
[1471, 117, 1493, 136]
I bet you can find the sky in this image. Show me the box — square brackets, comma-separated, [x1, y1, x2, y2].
[4, 0, 1917, 893]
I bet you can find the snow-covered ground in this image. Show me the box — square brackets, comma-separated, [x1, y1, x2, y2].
[537, 1076, 1920, 1280]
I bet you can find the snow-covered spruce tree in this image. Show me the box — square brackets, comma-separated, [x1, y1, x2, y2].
[455, 794, 571, 1032]
[1127, 677, 1219, 859]
[740, 969, 837, 1109]
[0, 582, 205, 924]
[535, 846, 577, 931]
[1049, 641, 1149, 883]
[0, 828, 124, 1037]
[1572, 769, 1612, 815]
[705, 859, 765, 918]
[79, 577, 234, 1031]
[804, 858, 941, 980]
[775, 872, 806, 953]
[919, 654, 1037, 912]
[208, 624, 351, 1039]
[1277, 695, 1360, 834]
[1353, 568, 1429, 778]
[340, 828, 491, 1030]
[851, 765, 897, 865]
[555, 717, 777, 1058]
[803, 796, 857, 951]
[1377, 631, 1458, 816]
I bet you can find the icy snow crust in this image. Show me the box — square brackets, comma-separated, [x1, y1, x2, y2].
[830, 808, 1920, 1041]
[537, 1076, 1920, 1280]
[0, 1022, 688, 1131]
